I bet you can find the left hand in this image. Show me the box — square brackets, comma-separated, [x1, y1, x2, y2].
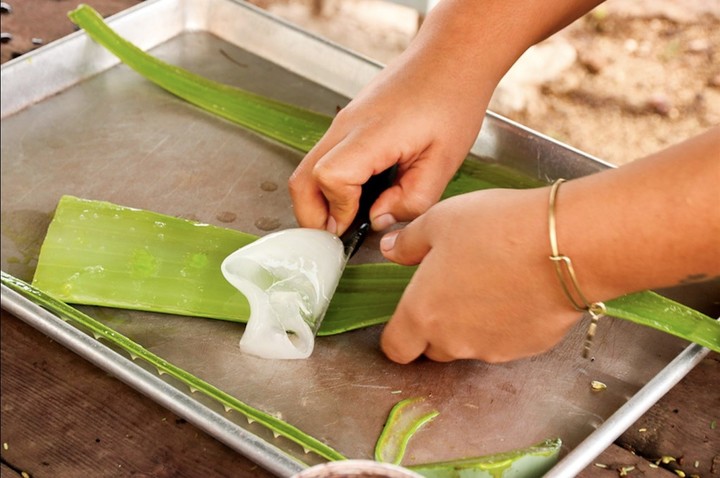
[379, 187, 581, 363]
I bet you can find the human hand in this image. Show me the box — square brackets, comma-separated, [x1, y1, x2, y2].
[378, 187, 581, 363]
[289, 57, 491, 236]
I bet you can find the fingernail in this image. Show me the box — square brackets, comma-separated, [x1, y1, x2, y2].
[325, 216, 337, 235]
[380, 231, 399, 252]
[372, 213, 396, 231]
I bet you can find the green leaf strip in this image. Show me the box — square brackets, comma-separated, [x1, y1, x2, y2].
[408, 438, 562, 478]
[2, 271, 346, 462]
[375, 397, 439, 465]
[68, 5, 332, 153]
[67, 4, 541, 194]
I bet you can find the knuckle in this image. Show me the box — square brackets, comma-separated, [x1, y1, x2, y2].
[287, 173, 304, 197]
[403, 191, 437, 218]
[311, 160, 342, 187]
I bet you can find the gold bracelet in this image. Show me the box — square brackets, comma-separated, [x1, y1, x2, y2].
[548, 178, 606, 359]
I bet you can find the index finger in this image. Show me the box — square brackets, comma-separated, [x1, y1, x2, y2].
[380, 281, 430, 364]
[312, 130, 404, 235]
[289, 127, 351, 230]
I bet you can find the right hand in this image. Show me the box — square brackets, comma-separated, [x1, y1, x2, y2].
[288, 53, 491, 236]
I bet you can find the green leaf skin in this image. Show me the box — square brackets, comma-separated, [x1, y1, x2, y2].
[67, 4, 540, 193]
[32, 196, 254, 322]
[33, 196, 720, 350]
[1, 271, 346, 462]
[375, 397, 439, 465]
[408, 438, 562, 478]
[605, 292, 719, 351]
[68, 5, 331, 153]
[31, 195, 412, 336]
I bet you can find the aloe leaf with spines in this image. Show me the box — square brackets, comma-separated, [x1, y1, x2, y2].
[33, 196, 720, 350]
[407, 438, 563, 478]
[1, 271, 346, 462]
[1, 271, 567, 476]
[67, 4, 543, 196]
[372, 398, 561, 477]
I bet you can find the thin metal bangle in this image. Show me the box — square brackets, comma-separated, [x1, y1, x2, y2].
[547, 178, 606, 358]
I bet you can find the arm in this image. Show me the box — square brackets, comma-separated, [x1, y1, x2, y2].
[289, 0, 603, 235]
[379, 127, 720, 363]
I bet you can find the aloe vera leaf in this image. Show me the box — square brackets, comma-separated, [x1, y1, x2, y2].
[1, 271, 346, 462]
[33, 196, 720, 350]
[31, 195, 411, 336]
[374, 397, 439, 465]
[67, 5, 331, 153]
[32, 196, 254, 323]
[605, 292, 719, 351]
[67, 5, 539, 194]
[407, 438, 562, 478]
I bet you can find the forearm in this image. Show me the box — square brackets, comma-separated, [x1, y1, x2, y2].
[554, 127, 720, 303]
[384, 0, 604, 105]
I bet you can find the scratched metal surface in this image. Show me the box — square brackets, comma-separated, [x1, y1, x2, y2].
[0, 0, 703, 473]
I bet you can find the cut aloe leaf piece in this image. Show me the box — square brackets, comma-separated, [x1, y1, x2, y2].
[375, 397, 439, 465]
[221, 228, 345, 359]
[32, 196, 254, 323]
[67, 4, 541, 195]
[408, 438, 562, 478]
[31, 195, 410, 336]
[68, 5, 331, 153]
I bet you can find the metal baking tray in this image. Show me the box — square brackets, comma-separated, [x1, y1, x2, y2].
[1, 0, 713, 476]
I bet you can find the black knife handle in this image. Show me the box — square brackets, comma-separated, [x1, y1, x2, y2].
[340, 166, 396, 259]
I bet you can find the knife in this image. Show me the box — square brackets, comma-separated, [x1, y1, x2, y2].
[339, 165, 397, 259]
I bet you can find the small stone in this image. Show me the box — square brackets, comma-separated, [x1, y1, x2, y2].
[709, 73, 720, 88]
[647, 93, 673, 116]
[579, 52, 607, 74]
[0, 32, 12, 43]
[687, 38, 710, 53]
[31, 38, 44, 46]
[623, 38, 638, 53]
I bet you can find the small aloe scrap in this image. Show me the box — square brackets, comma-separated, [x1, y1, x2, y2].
[375, 397, 440, 465]
[372, 396, 562, 477]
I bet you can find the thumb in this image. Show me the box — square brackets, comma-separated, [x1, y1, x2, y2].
[380, 218, 431, 266]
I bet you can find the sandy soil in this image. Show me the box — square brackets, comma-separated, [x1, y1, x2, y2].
[2, 0, 718, 164]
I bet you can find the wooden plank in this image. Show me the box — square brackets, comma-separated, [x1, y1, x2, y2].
[580, 444, 677, 477]
[617, 351, 720, 477]
[0, 310, 274, 478]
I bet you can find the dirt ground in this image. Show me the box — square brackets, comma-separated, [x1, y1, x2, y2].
[1, 0, 718, 165]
